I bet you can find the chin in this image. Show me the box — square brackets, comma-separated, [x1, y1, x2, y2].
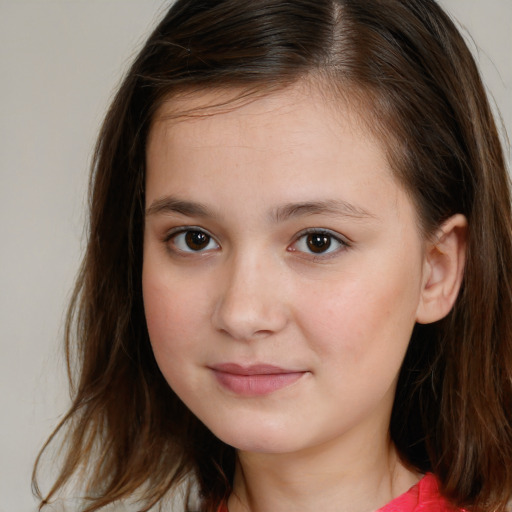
[206, 417, 304, 454]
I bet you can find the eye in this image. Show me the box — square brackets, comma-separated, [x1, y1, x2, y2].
[166, 228, 220, 253]
[289, 229, 348, 256]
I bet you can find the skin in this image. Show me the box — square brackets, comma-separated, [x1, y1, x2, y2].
[142, 82, 466, 512]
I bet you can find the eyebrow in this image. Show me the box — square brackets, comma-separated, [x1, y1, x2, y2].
[270, 200, 376, 222]
[145, 195, 376, 221]
[146, 196, 213, 217]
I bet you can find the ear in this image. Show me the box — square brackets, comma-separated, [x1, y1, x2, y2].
[416, 214, 467, 324]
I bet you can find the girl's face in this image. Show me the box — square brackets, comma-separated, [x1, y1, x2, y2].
[143, 84, 429, 456]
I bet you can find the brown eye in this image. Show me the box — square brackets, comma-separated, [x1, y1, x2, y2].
[185, 230, 210, 250]
[306, 233, 331, 253]
[289, 229, 347, 257]
[169, 229, 219, 253]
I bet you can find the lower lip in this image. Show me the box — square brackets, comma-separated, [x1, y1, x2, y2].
[212, 370, 305, 396]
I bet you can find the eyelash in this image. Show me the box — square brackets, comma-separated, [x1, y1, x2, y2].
[164, 226, 220, 254]
[288, 228, 350, 257]
[163, 226, 350, 257]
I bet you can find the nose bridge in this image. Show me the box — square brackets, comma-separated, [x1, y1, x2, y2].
[212, 248, 288, 340]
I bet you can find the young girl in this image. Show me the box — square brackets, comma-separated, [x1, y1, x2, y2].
[34, 1, 512, 511]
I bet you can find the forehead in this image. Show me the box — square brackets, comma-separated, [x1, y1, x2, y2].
[144, 81, 412, 226]
[150, 82, 380, 162]
[149, 80, 370, 144]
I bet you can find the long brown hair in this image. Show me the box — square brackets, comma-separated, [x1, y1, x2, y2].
[33, 1, 512, 511]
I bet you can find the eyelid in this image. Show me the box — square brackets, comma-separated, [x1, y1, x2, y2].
[288, 228, 351, 256]
[164, 225, 220, 253]
[163, 225, 213, 240]
[296, 227, 351, 243]
[161, 226, 350, 257]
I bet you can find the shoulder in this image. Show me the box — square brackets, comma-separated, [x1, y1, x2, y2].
[378, 474, 467, 512]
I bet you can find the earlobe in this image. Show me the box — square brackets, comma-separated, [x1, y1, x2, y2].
[416, 214, 467, 324]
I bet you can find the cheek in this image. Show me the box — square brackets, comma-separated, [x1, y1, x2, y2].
[142, 270, 214, 403]
[142, 263, 205, 363]
[294, 258, 422, 366]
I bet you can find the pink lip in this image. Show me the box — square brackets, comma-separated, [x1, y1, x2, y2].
[210, 363, 306, 396]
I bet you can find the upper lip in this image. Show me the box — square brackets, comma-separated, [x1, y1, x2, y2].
[210, 363, 302, 375]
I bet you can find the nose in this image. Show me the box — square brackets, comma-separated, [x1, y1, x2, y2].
[211, 253, 289, 341]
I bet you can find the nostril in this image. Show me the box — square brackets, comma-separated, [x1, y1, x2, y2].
[215, 326, 275, 342]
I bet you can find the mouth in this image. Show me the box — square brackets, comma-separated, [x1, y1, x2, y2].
[209, 363, 307, 396]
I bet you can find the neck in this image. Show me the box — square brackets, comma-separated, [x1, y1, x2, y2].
[227, 432, 419, 512]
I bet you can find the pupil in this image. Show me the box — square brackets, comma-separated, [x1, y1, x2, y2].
[307, 234, 331, 253]
[185, 231, 209, 250]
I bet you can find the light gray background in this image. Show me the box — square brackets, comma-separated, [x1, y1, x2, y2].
[0, 1, 510, 511]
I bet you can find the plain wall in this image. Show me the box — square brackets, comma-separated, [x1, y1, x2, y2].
[0, 1, 510, 511]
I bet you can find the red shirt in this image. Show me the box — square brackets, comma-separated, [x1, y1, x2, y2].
[378, 473, 463, 511]
[217, 473, 465, 511]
